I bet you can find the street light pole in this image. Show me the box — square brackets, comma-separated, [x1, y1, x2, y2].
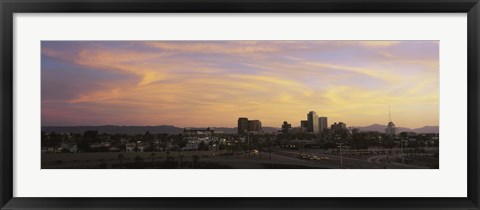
[340, 143, 343, 167]
[337, 142, 343, 168]
[245, 130, 250, 159]
[401, 140, 404, 164]
[248, 132, 251, 158]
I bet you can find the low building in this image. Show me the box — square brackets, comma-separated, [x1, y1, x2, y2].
[281, 121, 292, 134]
[58, 143, 78, 153]
[248, 120, 262, 134]
[300, 120, 309, 132]
[237, 117, 263, 135]
[331, 122, 348, 135]
[184, 127, 215, 136]
[125, 142, 144, 152]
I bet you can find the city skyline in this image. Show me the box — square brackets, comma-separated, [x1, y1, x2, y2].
[42, 41, 439, 128]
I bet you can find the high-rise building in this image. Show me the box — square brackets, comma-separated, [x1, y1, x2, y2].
[238, 117, 249, 135]
[248, 120, 262, 132]
[385, 122, 396, 135]
[238, 117, 262, 134]
[281, 121, 292, 134]
[307, 111, 319, 133]
[385, 106, 396, 136]
[318, 117, 328, 133]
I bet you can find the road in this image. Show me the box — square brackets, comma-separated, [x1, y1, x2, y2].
[366, 155, 428, 169]
[201, 151, 382, 169]
[42, 150, 431, 169]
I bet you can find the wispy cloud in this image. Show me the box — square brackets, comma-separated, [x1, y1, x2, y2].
[145, 41, 278, 55]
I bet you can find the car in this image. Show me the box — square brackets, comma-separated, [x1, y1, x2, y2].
[300, 154, 310, 159]
[321, 156, 330, 160]
[310, 155, 321, 160]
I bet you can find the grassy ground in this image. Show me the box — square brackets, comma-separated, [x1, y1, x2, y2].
[42, 150, 328, 169]
[42, 151, 214, 169]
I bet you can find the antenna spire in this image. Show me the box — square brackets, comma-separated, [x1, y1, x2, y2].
[389, 105, 392, 122]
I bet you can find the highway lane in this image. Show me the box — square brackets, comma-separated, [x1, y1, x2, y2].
[366, 155, 428, 169]
[203, 150, 384, 169]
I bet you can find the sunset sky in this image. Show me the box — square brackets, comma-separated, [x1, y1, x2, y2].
[41, 41, 439, 129]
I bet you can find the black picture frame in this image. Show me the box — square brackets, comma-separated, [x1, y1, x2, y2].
[1, 0, 479, 209]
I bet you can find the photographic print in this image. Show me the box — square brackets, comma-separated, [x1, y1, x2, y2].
[41, 40, 439, 169]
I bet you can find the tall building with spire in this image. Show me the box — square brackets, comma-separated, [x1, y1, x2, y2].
[385, 106, 396, 135]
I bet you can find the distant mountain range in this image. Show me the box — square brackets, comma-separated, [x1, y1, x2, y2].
[42, 124, 438, 134]
[353, 124, 439, 134]
[41, 125, 279, 135]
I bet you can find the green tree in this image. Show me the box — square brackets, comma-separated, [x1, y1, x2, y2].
[144, 131, 155, 151]
[49, 132, 62, 153]
[198, 141, 207, 151]
[218, 143, 226, 151]
[83, 130, 99, 143]
[173, 134, 187, 148]
[41, 131, 49, 152]
[76, 130, 98, 152]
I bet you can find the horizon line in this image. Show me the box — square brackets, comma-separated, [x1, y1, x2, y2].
[41, 123, 440, 130]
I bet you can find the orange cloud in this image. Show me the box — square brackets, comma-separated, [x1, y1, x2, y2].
[145, 41, 278, 55]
